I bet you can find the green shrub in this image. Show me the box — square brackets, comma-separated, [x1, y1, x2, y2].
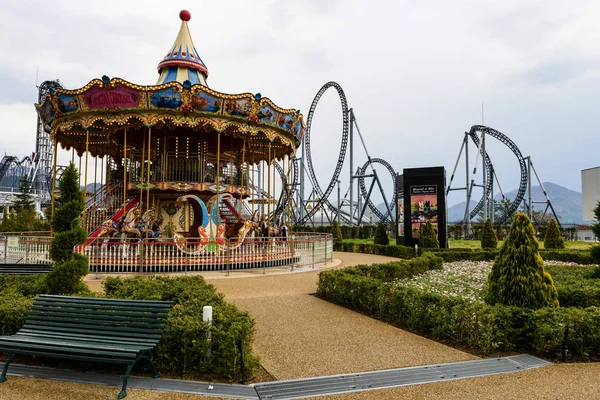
[486, 213, 559, 309]
[0, 274, 49, 297]
[0, 289, 34, 336]
[104, 275, 259, 381]
[46, 163, 89, 295]
[331, 220, 343, 242]
[420, 221, 439, 248]
[547, 265, 600, 307]
[374, 223, 389, 245]
[45, 253, 91, 296]
[544, 219, 565, 249]
[540, 249, 597, 265]
[591, 246, 600, 264]
[481, 219, 498, 249]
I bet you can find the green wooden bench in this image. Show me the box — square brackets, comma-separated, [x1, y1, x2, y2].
[0, 294, 172, 399]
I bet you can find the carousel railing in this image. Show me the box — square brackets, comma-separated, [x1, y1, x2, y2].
[0, 235, 52, 264]
[84, 180, 127, 234]
[83, 233, 333, 273]
[0, 233, 333, 271]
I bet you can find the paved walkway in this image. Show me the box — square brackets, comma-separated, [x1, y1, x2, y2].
[206, 253, 477, 380]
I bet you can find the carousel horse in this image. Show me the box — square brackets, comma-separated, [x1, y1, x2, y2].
[137, 208, 162, 239]
[97, 206, 142, 239]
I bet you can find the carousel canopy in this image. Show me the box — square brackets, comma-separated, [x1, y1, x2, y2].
[34, 10, 305, 162]
[157, 10, 209, 86]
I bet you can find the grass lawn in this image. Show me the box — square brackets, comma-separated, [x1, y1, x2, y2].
[343, 237, 595, 250]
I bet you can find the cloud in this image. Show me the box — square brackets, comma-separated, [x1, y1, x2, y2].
[0, 0, 598, 200]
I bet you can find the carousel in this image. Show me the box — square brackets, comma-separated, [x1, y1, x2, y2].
[35, 10, 331, 272]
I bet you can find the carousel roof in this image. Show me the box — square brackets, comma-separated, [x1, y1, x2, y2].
[34, 9, 306, 161]
[157, 10, 208, 86]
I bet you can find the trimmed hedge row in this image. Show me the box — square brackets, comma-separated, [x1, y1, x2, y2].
[317, 260, 600, 360]
[104, 276, 259, 381]
[334, 241, 598, 264]
[547, 265, 600, 308]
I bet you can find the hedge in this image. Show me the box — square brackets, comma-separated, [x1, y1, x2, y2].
[0, 274, 259, 382]
[317, 258, 600, 360]
[334, 241, 598, 265]
[103, 275, 259, 381]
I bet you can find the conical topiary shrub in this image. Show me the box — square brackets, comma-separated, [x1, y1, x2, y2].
[46, 163, 90, 295]
[420, 221, 439, 248]
[486, 213, 559, 309]
[331, 220, 343, 242]
[373, 222, 389, 245]
[544, 219, 565, 249]
[481, 218, 498, 249]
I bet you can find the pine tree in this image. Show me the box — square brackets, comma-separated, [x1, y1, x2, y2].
[544, 219, 565, 249]
[374, 222, 389, 245]
[0, 207, 16, 232]
[420, 221, 439, 248]
[46, 163, 89, 295]
[13, 174, 35, 213]
[481, 218, 498, 249]
[486, 213, 559, 309]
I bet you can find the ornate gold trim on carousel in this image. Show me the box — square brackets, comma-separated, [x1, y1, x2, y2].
[126, 181, 251, 197]
[35, 77, 306, 149]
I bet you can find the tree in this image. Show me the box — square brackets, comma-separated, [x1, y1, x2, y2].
[0, 207, 16, 232]
[420, 221, 439, 248]
[46, 163, 89, 295]
[591, 202, 600, 263]
[13, 174, 35, 213]
[486, 213, 559, 309]
[544, 219, 565, 249]
[374, 222, 389, 245]
[481, 218, 498, 249]
[331, 220, 343, 242]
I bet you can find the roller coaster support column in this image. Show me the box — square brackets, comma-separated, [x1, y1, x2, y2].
[482, 129, 488, 222]
[336, 179, 341, 226]
[527, 157, 532, 220]
[349, 108, 355, 228]
[465, 133, 470, 235]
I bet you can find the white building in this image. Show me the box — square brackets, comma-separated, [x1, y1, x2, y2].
[582, 166, 600, 222]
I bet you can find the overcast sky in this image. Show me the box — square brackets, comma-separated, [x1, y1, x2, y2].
[0, 0, 598, 208]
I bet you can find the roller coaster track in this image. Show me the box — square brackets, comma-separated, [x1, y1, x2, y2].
[298, 82, 350, 225]
[467, 125, 528, 225]
[358, 158, 397, 222]
[0, 156, 33, 185]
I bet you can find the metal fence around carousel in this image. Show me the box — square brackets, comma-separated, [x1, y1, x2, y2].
[84, 232, 333, 273]
[0, 235, 52, 265]
[0, 233, 333, 272]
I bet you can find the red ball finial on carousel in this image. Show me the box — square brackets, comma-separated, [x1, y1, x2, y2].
[179, 10, 191, 21]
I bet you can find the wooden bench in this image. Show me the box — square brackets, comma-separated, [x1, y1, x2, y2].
[0, 264, 53, 275]
[0, 295, 172, 399]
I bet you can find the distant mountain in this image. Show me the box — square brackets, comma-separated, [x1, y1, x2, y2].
[448, 182, 583, 224]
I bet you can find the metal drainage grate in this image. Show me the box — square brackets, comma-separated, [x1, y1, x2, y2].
[254, 355, 551, 400]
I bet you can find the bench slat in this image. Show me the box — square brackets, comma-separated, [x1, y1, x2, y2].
[32, 302, 172, 313]
[0, 335, 147, 353]
[17, 331, 158, 347]
[23, 319, 165, 334]
[29, 305, 171, 319]
[0, 348, 138, 364]
[22, 323, 165, 341]
[0, 339, 139, 359]
[35, 295, 172, 308]
[27, 314, 167, 329]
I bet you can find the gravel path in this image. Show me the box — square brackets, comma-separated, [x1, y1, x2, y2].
[207, 253, 477, 380]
